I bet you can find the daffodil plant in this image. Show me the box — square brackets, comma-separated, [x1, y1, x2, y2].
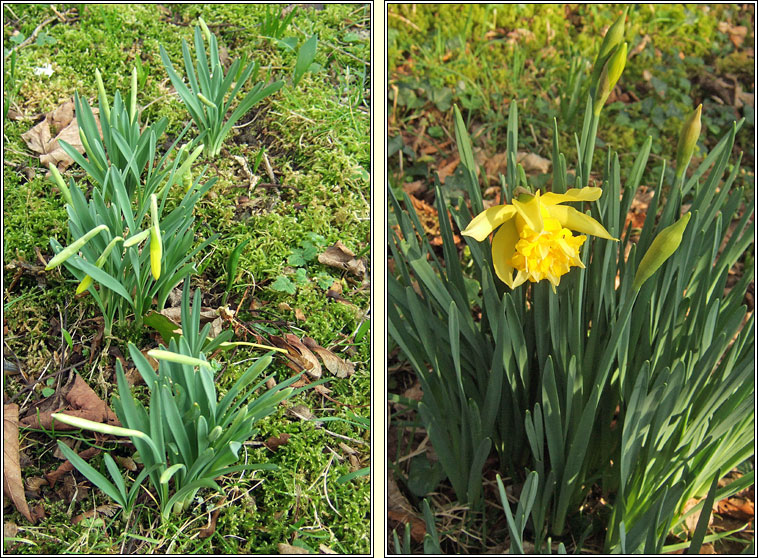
[58, 68, 202, 210]
[159, 17, 284, 158]
[47, 163, 217, 336]
[51, 281, 302, 521]
[389, 10, 753, 553]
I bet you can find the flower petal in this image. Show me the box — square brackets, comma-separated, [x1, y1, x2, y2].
[541, 187, 603, 205]
[547, 205, 617, 240]
[512, 194, 543, 232]
[461, 204, 517, 241]
[491, 219, 519, 287]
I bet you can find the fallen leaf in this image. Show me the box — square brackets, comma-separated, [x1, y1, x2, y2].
[46, 447, 100, 487]
[287, 404, 318, 423]
[277, 543, 309, 554]
[318, 241, 366, 277]
[517, 151, 551, 175]
[339, 442, 357, 456]
[270, 335, 322, 378]
[113, 455, 137, 472]
[3, 403, 34, 523]
[718, 21, 748, 48]
[198, 497, 226, 538]
[20, 100, 101, 171]
[318, 544, 338, 554]
[72, 503, 119, 525]
[388, 509, 426, 544]
[302, 337, 355, 378]
[24, 476, 48, 494]
[294, 308, 306, 322]
[264, 433, 291, 452]
[20, 374, 120, 430]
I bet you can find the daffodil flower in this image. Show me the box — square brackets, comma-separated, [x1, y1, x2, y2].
[462, 187, 617, 291]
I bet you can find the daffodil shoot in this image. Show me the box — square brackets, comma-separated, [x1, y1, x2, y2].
[462, 187, 616, 290]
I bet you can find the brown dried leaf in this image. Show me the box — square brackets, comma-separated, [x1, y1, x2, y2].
[318, 241, 366, 277]
[20, 100, 101, 171]
[46, 446, 100, 487]
[270, 335, 322, 378]
[113, 455, 137, 472]
[318, 544, 338, 554]
[24, 476, 48, 494]
[72, 503, 119, 525]
[301, 337, 355, 378]
[198, 497, 226, 538]
[3, 403, 33, 523]
[20, 374, 120, 430]
[277, 543, 310, 554]
[294, 308, 306, 322]
[264, 433, 291, 452]
[287, 404, 317, 422]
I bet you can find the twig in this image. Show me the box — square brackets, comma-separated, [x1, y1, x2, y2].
[320, 426, 368, 447]
[388, 11, 422, 32]
[16, 16, 58, 50]
[262, 151, 277, 184]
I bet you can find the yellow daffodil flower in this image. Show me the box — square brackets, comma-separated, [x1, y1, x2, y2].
[462, 187, 617, 291]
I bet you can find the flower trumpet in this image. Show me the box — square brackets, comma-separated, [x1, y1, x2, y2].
[462, 187, 617, 291]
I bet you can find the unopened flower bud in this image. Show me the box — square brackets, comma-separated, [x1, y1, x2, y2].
[591, 8, 628, 90]
[675, 104, 702, 179]
[593, 42, 627, 116]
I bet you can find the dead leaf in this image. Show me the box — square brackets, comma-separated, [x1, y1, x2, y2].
[718, 21, 748, 48]
[264, 433, 291, 452]
[198, 497, 226, 538]
[287, 404, 318, 423]
[113, 455, 137, 472]
[72, 503, 119, 525]
[45, 446, 100, 487]
[20, 374, 120, 430]
[3, 403, 34, 523]
[270, 335, 322, 378]
[517, 152, 551, 174]
[318, 544, 338, 554]
[277, 543, 309, 554]
[24, 476, 47, 495]
[318, 241, 366, 277]
[339, 442, 357, 456]
[294, 308, 306, 322]
[436, 156, 460, 183]
[388, 509, 426, 544]
[301, 337, 355, 378]
[20, 100, 101, 171]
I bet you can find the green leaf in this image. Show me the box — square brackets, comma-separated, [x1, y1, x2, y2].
[293, 34, 318, 87]
[55, 441, 125, 508]
[270, 276, 295, 295]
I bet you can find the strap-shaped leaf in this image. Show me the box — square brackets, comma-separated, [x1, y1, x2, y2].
[56, 441, 125, 508]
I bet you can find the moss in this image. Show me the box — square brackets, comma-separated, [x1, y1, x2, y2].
[4, 3, 369, 553]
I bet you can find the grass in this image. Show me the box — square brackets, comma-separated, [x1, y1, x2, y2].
[3, 3, 369, 554]
[388, 4, 754, 199]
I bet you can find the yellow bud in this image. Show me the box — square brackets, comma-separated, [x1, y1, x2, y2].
[593, 42, 627, 116]
[130, 66, 138, 124]
[633, 212, 691, 291]
[76, 275, 94, 295]
[150, 225, 162, 280]
[675, 104, 702, 178]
